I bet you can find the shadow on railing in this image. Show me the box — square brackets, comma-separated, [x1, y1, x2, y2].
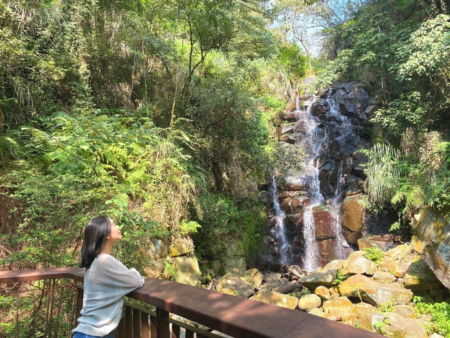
[0, 267, 382, 338]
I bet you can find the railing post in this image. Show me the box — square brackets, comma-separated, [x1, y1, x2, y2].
[150, 308, 170, 338]
[141, 311, 150, 338]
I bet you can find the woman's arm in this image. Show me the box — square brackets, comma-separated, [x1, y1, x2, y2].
[92, 255, 144, 288]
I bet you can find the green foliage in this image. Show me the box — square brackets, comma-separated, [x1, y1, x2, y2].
[307, 0, 450, 218]
[414, 297, 450, 337]
[179, 219, 201, 236]
[363, 247, 384, 264]
[362, 143, 402, 206]
[332, 269, 349, 285]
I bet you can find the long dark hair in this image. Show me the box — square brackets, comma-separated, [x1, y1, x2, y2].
[79, 216, 112, 269]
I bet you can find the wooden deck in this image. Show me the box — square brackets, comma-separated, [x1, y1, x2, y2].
[0, 267, 382, 338]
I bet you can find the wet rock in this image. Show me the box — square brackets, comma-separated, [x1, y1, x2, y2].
[352, 138, 371, 179]
[282, 111, 298, 122]
[310, 99, 330, 117]
[313, 206, 337, 240]
[217, 273, 255, 298]
[279, 133, 297, 144]
[342, 251, 377, 276]
[299, 269, 338, 288]
[338, 86, 370, 120]
[385, 312, 428, 338]
[280, 170, 315, 191]
[169, 236, 194, 257]
[323, 297, 355, 320]
[340, 274, 413, 306]
[317, 239, 338, 265]
[336, 81, 362, 93]
[373, 271, 396, 284]
[342, 195, 364, 232]
[258, 191, 273, 208]
[281, 124, 296, 135]
[298, 294, 322, 311]
[250, 290, 299, 310]
[315, 286, 331, 300]
[290, 197, 310, 213]
[415, 207, 450, 289]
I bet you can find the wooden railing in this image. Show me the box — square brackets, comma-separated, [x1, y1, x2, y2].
[0, 267, 382, 338]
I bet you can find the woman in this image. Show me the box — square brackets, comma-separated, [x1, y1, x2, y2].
[72, 216, 145, 338]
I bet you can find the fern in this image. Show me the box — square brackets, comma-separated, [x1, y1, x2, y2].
[363, 247, 384, 264]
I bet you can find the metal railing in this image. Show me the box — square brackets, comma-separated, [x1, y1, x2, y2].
[0, 267, 382, 338]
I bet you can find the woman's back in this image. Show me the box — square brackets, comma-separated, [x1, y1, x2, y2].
[74, 254, 144, 337]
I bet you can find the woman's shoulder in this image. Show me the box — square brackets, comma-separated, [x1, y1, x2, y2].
[97, 254, 127, 269]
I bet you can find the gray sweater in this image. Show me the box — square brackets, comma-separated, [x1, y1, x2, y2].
[73, 254, 145, 336]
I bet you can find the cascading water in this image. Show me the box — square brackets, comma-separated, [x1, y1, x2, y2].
[270, 177, 292, 265]
[266, 84, 367, 271]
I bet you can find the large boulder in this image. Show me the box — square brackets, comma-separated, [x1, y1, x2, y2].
[341, 251, 377, 276]
[342, 195, 364, 245]
[298, 294, 322, 311]
[313, 206, 337, 240]
[338, 85, 370, 120]
[385, 312, 428, 338]
[172, 255, 202, 287]
[358, 235, 396, 252]
[404, 257, 438, 292]
[340, 274, 413, 307]
[342, 195, 364, 232]
[299, 269, 338, 288]
[243, 268, 264, 289]
[414, 207, 450, 289]
[315, 286, 331, 300]
[310, 99, 329, 117]
[217, 273, 255, 298]
[169, 236, 194, 257]
[323, 297, 355, 320]
[373, 271, 396, 284]
[250, 291, 299, 310]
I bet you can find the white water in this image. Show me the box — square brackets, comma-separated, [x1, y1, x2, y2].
[270, 177, 292, 265]
[269, 88, 359, 269]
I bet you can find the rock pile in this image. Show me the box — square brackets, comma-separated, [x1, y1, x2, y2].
[211, 244, 449, 337]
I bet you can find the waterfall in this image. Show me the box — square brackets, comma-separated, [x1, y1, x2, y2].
[270, 177, 292, 265]
[266, 84, 365, 270]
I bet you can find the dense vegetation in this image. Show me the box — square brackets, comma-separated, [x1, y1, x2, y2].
[309, 0, 450, 228]
[1, 0, 449, 274]
[0, 0, 308, 270]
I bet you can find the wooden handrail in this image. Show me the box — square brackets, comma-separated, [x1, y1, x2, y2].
[0, 268, 382, 338]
